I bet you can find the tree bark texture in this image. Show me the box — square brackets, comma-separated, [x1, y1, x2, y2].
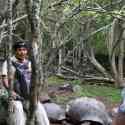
[118, 40, 124, 86]
[85, 44, 110, 78]
[7, 0, 14, 100]
[25, 0, 43, 125]
[108, 18, 124, 87]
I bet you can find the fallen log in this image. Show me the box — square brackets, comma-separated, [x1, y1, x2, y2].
[61, 66, 80, 76]
[56, 73, 115, 84]
[56, 73, 79, 80]
[81, 76, 115, 84]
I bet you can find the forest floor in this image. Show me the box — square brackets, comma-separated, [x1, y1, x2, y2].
[0, 76, 122, 125]
[46, 76, 121, 125]
[47, 76, 121, 107]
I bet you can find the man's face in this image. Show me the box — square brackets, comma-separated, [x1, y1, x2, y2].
[15, 47, 28, 61]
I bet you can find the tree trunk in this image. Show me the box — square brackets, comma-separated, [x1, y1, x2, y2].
[58, 47, 62, 75]
[108, 18, 124, 87]
[86, 46, 110, 78]
[25, 0, 43, 125]
[57, 33, 62, 75]
[7, 0, 15, 118]
[110, 51, 120, 87]
[118, 40, 124, 87]
[7, 0, 13, 89]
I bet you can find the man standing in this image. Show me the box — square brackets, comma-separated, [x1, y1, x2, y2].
[1, 41, 50, 125]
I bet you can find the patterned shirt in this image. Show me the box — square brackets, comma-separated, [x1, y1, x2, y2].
[2, 56, 32, 99]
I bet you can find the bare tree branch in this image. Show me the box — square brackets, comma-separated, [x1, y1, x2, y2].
[0, 20, 6, 44]
[63, 24, 112, 63]
[48, 0, 69, 8]
[103, 0, 124, 9]
[0, 14, 27, 30]
[68, 1, 125, 20]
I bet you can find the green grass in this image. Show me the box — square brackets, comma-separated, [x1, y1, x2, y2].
[47, 76, 67, 85]
[47, 76, 121, 105]
[76, 84, 121, 103]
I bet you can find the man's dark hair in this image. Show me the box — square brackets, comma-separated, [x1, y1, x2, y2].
[13, 41, 29, 51]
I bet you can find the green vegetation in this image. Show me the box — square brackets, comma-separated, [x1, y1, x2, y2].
[47, 76, 67, 85]
[47, 76, 121, 105]
[77, 84, 121, 103]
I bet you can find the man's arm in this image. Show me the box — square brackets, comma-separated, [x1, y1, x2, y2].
[1, 61, 17, 99]
[1, 61, 9, 89]
[2, 74, 22, 100]
[1, 60, 16, 89]
[2, 75, 9, 90]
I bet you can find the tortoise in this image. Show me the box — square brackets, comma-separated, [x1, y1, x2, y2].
[112, 112, 125, 125]
[43, 102, 66, 124]
[66, 97, 112, 125]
